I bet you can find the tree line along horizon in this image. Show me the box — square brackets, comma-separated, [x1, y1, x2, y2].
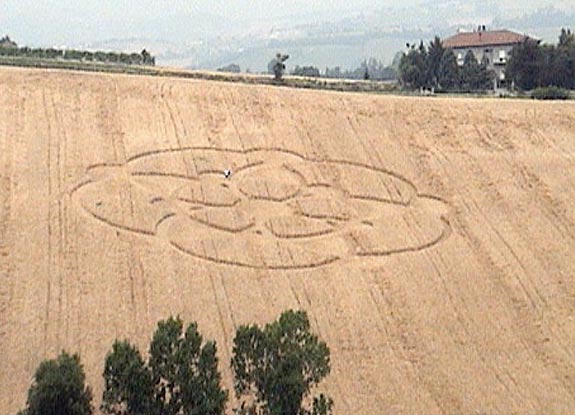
[228, 28, 575, 94]
[0, 35, 156, 66]
[14, 310, 333, 415]
[1, 28, 574, 94]
[398, 28, 575, 94]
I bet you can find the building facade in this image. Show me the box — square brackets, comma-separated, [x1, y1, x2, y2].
[443, 28, 533, 88]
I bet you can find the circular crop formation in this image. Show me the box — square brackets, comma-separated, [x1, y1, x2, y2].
[72, 147, 451, 269]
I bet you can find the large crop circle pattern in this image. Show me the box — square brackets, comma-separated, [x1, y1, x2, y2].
[72, 147, 451, 269]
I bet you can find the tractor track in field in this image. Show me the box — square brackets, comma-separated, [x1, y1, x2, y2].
[3, 66, 575, 415]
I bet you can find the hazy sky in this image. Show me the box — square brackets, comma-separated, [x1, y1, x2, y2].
[0, 0, 420, 46]
[1, 0, 572, 48]
[1, 0, 403, 20]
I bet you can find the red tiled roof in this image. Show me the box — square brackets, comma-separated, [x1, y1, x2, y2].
[442, 30, 529, 49]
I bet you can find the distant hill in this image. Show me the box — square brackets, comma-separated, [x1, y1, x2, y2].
[4, 2, 573, 72]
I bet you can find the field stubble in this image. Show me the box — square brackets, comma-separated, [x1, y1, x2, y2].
[1, 66, 575, 414]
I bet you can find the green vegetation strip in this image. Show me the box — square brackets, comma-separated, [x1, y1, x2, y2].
[0, 56, 398, 94]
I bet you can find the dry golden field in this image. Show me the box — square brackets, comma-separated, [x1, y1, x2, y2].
[1, 66, 575, 414]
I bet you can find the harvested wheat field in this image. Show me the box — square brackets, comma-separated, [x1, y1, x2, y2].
[1, 65, 575, 414]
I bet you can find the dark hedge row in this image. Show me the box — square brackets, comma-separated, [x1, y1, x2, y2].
[0, 43, 155, 66]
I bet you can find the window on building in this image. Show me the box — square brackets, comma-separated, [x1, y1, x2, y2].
[499, 50, 507, 62]
[457, 52, 464, 66]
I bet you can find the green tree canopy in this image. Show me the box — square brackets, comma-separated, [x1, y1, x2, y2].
[0, 37, 155, 66]
[102, 341, 153, 415]
[559, 28, 575, 48]
[102, 317, 228, 415]
[438, 49, 460, 90]
[292, 65, 321, 77]
[461, 50, 493, 91]
[506, 28, 575, 91]
[218, 63, 241, 73]
[427, 36, 445, 87]
[507, 38, 544, 90]
[399, 29, 575, 92]
[399, 45, 427, 89]
[231, 310, 332, 415]
[538, 45, 572, 88]
[323, 58, 397, 80]
[22, 351, 93, 415]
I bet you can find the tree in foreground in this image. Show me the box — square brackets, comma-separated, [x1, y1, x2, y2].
[19, 351, 93, 415]
[102, 317, 228, 415]
[231, 310, 333, 415]
[102, 341, 153, 415]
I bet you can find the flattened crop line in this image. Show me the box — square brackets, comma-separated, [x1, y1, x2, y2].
[282, 163, 309, 185]
[160, 82, 193, 178]
[187, 213, 255, 233]
[306, 183, 332, 189]
[50, 91, 68, 342]
[414, 188, 521, 400]
[176, 196, 240, 208]
[127, 146, 307, 164]
[127, 146, 420, 189]
[85, 162, 123, 172]
[520, 163, 575, 243]
[350, 194, 410, 207]
[96, 78, 128, 164]
[0, 91, 19, 338]
[419, 218, 523, 405]
[416, 193, 451, 205]
[266, 222, 334, 240]
[322, 159, 418, 199]
[237, 186, 301, 203]
[131, 171, 195, 180]
[360, 271, 415, 377]
[295, 207, 350, 222]
[172, 86, 201, 177]
[169, 240, 339, 270]
[223, 89, 248, 154]
[127, 146, 244, 163]
[79, 203, 155, 237]
[468, 196, 545, 311]
[246, 146, 309, 161]
[41, 87, 54, 353]
[357, 216, 451, 257]
[461, 149, 546, 311]
[154, 213, 176, 233]
[198, 168, 240, 176]
[218, 271, 238, 329]
[208, 270, 228, 343]
[71, 146, 452, 273]
[285, 272, 304, 309]
[344, 111, 398, 201]
[287, 105, 315, 159]
[234, 160, 265, 173]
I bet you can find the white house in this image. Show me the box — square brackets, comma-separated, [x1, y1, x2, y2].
[443, 27, 535, 88]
